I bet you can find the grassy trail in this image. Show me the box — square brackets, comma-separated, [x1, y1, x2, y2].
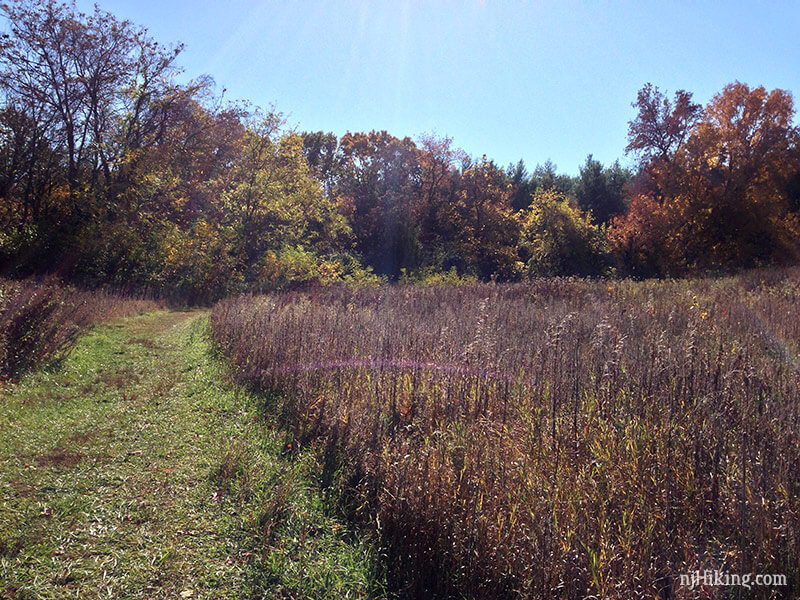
[0, 311, 382, 600]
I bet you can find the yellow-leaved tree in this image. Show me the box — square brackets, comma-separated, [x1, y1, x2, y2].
[220, 113, 353, 290]
[518, 188, 609, 277]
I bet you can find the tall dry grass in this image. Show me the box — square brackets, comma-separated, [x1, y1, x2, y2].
[0, 278, 159, 377]
[212, 269, 800, 599]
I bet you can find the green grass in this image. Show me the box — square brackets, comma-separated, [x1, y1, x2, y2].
[0, 310, 386, 599]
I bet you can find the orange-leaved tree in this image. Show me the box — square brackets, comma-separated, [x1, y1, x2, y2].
[612, 82, 800, 276]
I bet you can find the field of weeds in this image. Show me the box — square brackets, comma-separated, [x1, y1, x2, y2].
[0, 278, 159, 378]
[211, 270, 800, 599]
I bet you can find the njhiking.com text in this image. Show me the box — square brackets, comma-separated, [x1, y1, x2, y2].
[680, 570, 787, 591]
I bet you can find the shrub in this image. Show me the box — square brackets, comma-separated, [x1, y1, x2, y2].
[519, 189, 610, 277]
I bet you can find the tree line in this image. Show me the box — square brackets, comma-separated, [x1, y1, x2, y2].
[1, 0, 799, 300]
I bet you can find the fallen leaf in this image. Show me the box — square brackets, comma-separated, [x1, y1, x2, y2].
[180, 591, 194, 598]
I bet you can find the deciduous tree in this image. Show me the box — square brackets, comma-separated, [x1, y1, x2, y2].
[520, 188, 608, 277]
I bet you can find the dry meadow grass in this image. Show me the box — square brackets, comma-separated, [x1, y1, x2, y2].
[212, 270, 800, 598]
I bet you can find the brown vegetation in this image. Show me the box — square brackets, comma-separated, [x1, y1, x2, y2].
[0, 278, 159, 377]
[212, 270, 800, 598]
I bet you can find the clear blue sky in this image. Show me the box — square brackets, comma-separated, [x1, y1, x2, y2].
[75, 0, 800, 175]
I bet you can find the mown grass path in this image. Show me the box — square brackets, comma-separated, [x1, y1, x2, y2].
[0, 311, 382, 600]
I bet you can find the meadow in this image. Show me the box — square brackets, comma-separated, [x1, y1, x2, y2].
[211, 269, 800, 599]
[2, 2, 799, 598]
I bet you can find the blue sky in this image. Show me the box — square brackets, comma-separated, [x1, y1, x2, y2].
[75, 0, 800, 174]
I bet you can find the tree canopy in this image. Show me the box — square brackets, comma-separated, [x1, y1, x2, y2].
[611, 82, 800, 276]
[0, 0, 798, 293]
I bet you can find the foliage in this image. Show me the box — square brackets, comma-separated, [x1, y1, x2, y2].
[254, 247, 382, 290]
[443, 156, 521, 280]
[300, 130, 340, 195]
[613, 82, 800, 276]
[0, 1, 356, 300]
[519, 188, 609, 277]
[530, 159, 576, 197]
[336, 130, 423, 277]
[574, 155, 631, 224]
[1, 1, 799, 293]
[607, 193, 672, 277]
[626, 82, 702, 166]
[398, 266, 478, 286]
[505, 159, 576, 211]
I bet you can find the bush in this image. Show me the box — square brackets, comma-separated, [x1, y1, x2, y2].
[518, 188, 610, 277]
